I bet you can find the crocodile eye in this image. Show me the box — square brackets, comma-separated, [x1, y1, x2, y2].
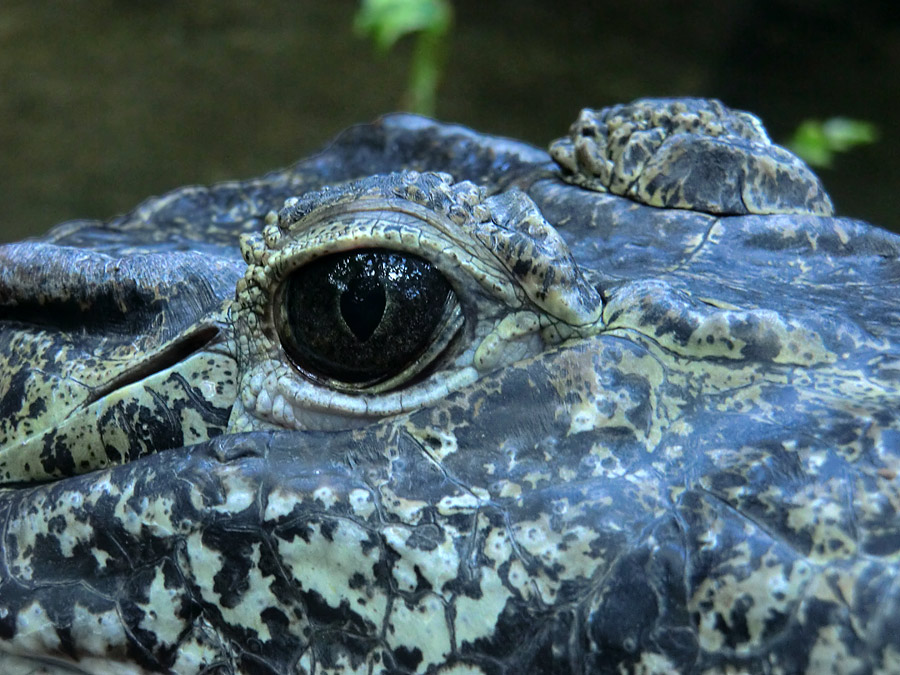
[276, 249, 461, 388]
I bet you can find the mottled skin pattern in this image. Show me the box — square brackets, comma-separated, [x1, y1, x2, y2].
[0, 98, 898, 674]
[550, 98, 834, 216]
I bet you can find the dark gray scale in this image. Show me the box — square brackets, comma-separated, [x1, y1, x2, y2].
[0, 98, 899, 675]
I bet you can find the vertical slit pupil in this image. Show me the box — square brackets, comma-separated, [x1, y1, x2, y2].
[280, 248, 455, 385]
[340, 277, 386, 342]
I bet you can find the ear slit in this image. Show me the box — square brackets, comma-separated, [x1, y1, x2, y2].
[81, 325, 220, 407]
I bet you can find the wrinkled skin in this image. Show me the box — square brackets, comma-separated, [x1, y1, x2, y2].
[0, 99, 899, 675]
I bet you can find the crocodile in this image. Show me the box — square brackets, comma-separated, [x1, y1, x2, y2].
[0, 98, 898, 674]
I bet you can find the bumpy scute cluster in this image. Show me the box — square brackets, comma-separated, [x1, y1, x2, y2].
[550, 97, 834, 216]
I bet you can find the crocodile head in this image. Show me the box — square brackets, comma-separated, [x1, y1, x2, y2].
[1, 100, 898, 675]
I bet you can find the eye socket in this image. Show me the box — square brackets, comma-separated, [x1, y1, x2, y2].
[276, 249, 461, 389]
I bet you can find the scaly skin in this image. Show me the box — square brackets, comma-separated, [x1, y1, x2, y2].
[0, 99, 898, 674]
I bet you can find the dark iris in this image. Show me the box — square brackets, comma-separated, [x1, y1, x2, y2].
[278, 249, 455, 385]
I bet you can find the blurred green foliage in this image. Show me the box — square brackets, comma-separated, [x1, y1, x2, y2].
[354, 0, 453, 117]
[788, 117, 879, 168]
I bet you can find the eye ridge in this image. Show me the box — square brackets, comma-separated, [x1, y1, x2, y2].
[277, 248, 458, 388]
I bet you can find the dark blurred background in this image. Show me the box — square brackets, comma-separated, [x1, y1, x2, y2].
[1, 0, 898, 242]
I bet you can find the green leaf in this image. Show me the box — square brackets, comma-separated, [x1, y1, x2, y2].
[354, 0, 452, 52]
[787, 117, 879, 168]
[354, 0, 453, 116]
